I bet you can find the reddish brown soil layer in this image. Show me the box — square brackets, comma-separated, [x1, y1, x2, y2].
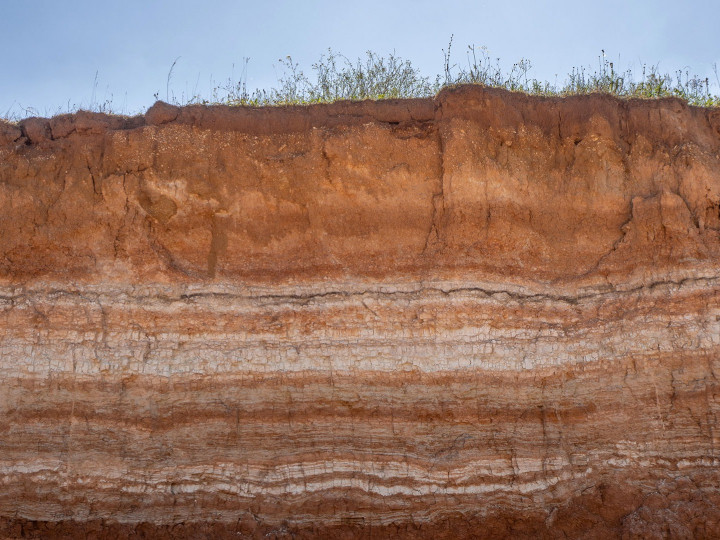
[2, 87, 720, 286]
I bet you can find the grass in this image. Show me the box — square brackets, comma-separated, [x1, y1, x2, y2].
[5, 40, 720, 119]
[201, 39, 720, 108]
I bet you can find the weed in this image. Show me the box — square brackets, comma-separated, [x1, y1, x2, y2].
[4, 43, 719, 120]
[166, 57, 180, 102]
[200, 42, 718, 108]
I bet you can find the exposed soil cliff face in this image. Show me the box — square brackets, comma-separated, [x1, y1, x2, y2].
[1, 87, 720, 538]
[3, 86, 720, 287]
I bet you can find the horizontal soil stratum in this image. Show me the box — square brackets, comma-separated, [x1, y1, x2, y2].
[1, 86, 720, 538]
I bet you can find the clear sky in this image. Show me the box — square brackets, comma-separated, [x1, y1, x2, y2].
[2, 0, 718, 118]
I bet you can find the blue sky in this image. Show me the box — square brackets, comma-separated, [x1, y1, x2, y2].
[2, 0, 718, 118]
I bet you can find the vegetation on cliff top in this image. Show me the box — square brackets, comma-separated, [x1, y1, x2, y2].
[6, 40, 720, 119]
[201, 38, 719, 108]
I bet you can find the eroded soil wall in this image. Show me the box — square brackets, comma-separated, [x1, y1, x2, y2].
[2, 87, 720, 537]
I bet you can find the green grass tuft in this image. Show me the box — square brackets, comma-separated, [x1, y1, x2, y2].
[5, 41, 719, 120]
[201, 39, 719, 108]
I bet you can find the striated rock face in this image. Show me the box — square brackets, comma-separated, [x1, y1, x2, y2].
[1, 86, 720, 538]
